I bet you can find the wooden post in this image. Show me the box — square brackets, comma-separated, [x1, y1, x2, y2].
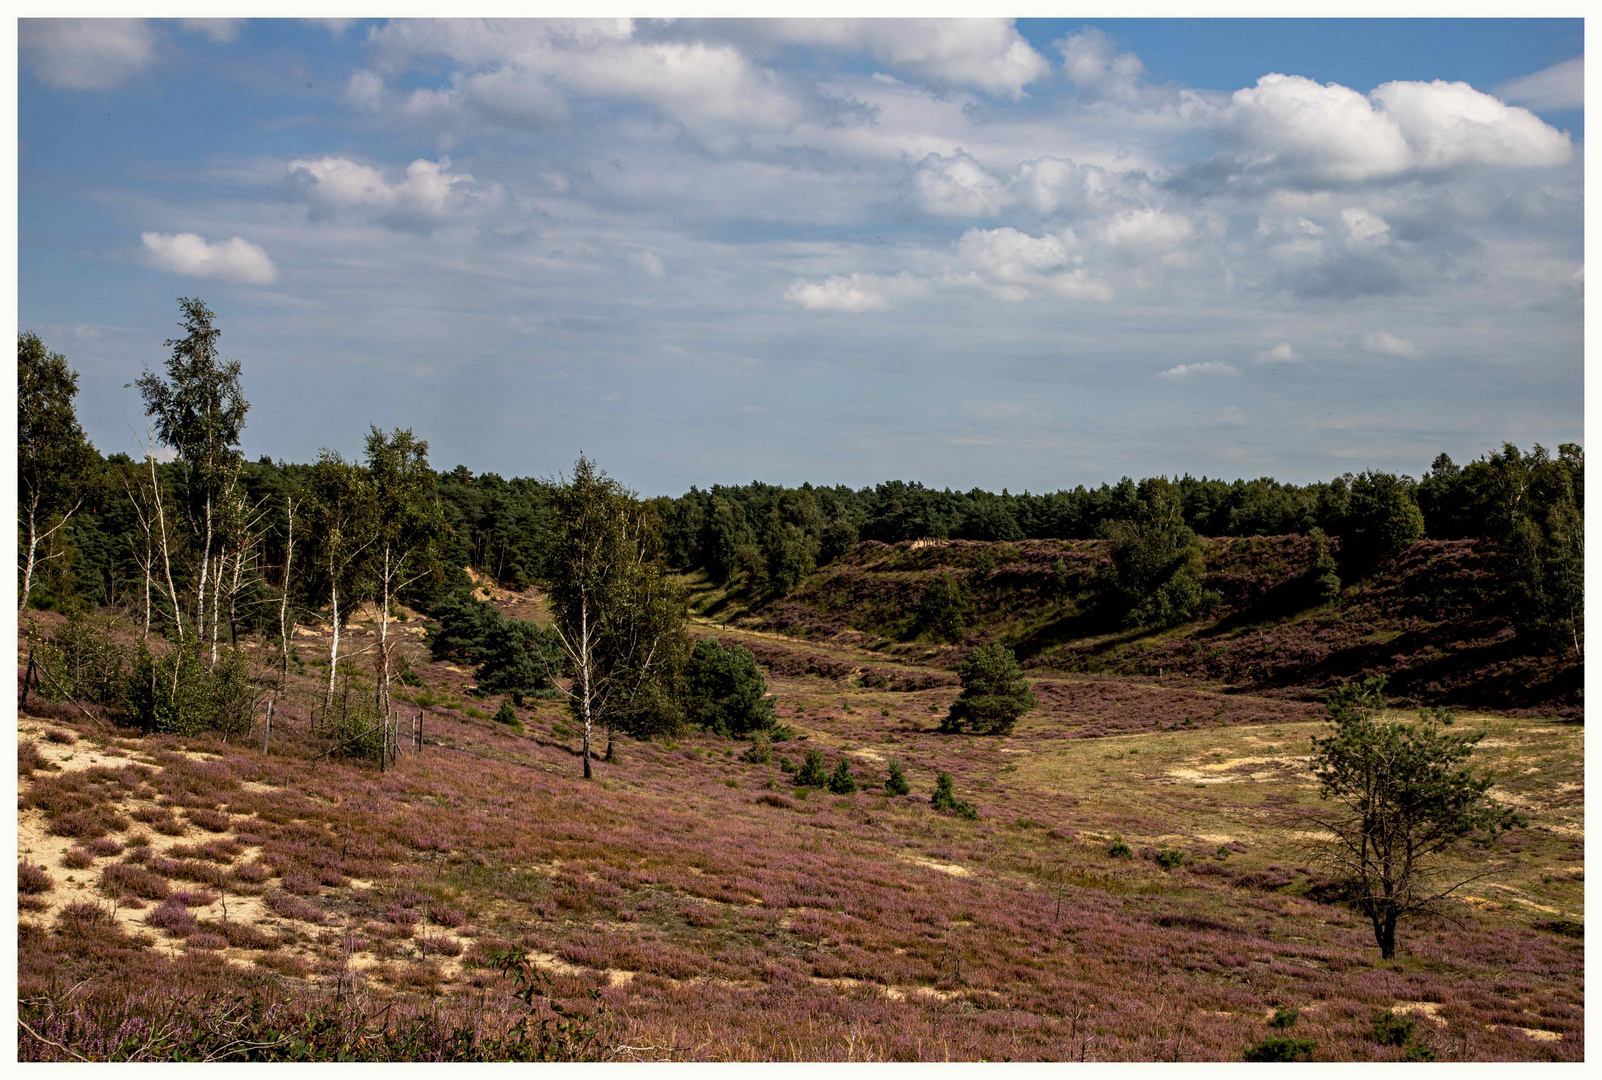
[418, 708, 424, 750]
[263, 697, 274, 754]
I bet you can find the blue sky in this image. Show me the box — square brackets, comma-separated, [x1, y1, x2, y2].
[17, 18, 1584, 495]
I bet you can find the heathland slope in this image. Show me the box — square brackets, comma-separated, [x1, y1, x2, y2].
[17, 595, 1583, 1062]
[729, 536, 1580, 718]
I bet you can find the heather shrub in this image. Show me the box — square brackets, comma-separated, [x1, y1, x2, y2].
[420, 933, 465, 957]
[145, 898, 197, 937]
[941, 644, 1035, 735]
[44, 727, 77, 744]
[49, 807, 129, 840]
[19, 740, 49, 775]
[827, 759, 857, 795]
[61, 847, 95, 870]
[263, 890, 329, 924]
[1371, 1010, 1415, 1047]
[883, 759, 910, 796]
[1243, 1035, 1316, 1062]
[684, 637, 776, 737]
[794, 749, 827, 787]
[429, 904, 466, 928]
[185, 807, 232, 833]
[101, 863, 171, 901]
[931, 772, 977, 818]
[741, 732, 772, 765]
[187, 932, 228, 950]
[19, 862, 54, 894]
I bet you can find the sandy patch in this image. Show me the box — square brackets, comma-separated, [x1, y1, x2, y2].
[1392, 1001, 1447, 1025]
[898, 854, 972, 877]
[848, 747, 887, 765]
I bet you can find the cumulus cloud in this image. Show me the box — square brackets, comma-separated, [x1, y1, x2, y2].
[912, 151, 1009, 217]
[179, 19, 243, 44]
[1057, 28, 1146, 101]
[1362, 331, 1420, 358]
[722, 18, 1049, 97]
[1258, 342, 1297, 363]
[286, 156, 497, 228]
[1103, 208, 1193, 255]
[1341, 207, 1390, 248]
[1495, 56, 1583, 113]
[785, 274, 891, 312]
[1158, 361, 1240, 379]
[952, 227, 1112, 302]
[1217, 73, 1572, 183]
[141, 232, 277, 285]
[20, 18, 157, 90]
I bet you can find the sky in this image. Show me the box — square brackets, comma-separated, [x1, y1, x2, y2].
[16, 17, 1585, 496]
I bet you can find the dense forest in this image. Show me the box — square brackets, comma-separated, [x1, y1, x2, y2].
[19, 300, 1585, 734]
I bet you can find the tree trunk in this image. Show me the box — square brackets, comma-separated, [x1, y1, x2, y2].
[279, 498, 295, 692]
[326, 577, 340, 711]
[378, 545, 391, 717]
[580, 599, 593, 780]
[18, 496, 38, 615]
[142, 535, 152, 639]
[211, 551, 223, 666]
[1378, 912, 1397, 960]
[196, 495, 213, 660]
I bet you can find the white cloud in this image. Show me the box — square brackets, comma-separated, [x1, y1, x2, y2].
[1057, 28, 1146, 101]
[20, 18, 157, 90]
[1258, 342, 1297, 363]
[1362, 331, 1420, 358]
[1371, 79, 1573, 171]
[1341, 207, 1390, 248]
[1159, 361, 1240, 379]
[1495, 56, 1583, 113]
[344, 70, 386, 113]
[179, 19, 243, 44]
[1217, 73, 1572, 182]
[287, 156, 496, 226]
[951, 227, 1112, 301]
[912, 151, 1009, 217]
[301, 18, 358, 38]
[141, 232, 277, 285]
[1103, 208, 1193, 254]
[736, 18, 1048, 97]
[785, 274, 890, 312]
[629, 250, 667, 280]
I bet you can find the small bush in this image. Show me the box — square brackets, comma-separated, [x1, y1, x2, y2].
[101, 863, 171, 901]
[1108, 839, 1133, 859]
[420, 933, 464, 957]
[1403, 1042, 1436, 1062]
[185, 808, 233, 833]
[827, 759, 857, 795]
[794, 749, 828, 788]
[40, 615, 130, 707]
[1243, 1035, 1315, 1062]
[429, 904, 466, 928]
[122, 638, 253, 737]
[44, 728, 77, 745]
[741, 733, 772, 765]
[61, 848, 95, 870]
[18, 862, 54, 894]
[1268, 1006, 1300, 1029]
[1371, 1010, 1415, 1047]
[1153, 848, 1185, 871]
[145, 898, 198, 937]
[49, 807, 130, 840]
[883, 759, 910, 796]
[263, 890, 329, 924]
[778, 756, 796, 774]
[493, 701, 522, 729]
[930, 772, 977, 818]
[18, 740, 50, 775]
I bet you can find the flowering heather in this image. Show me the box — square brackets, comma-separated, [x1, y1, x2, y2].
[19, 862, 54, 894]
[16, 591, 1582, 1062]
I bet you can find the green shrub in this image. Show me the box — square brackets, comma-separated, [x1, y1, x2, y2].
[883, 759, 910, 796]
[493, 701, 522, 730]
[38, 614, 129, 706]
[325, 677, 387, 763]
[1153, 847, 1185, 871]
[916, 575, 969, 641]
[1371, 1010, 1415, 1047]
[941, 644, 1036, 735]
[794, 749, 827, 787]
[1403, 1042, 1435, 1061]
[122, 639, 253, 738]
[741, 733, 772, 765]
[1243, 1035, 1315, 1062]
[1268, 1006, 1299, 1029]
[778, 756, 795, 774]
[684, 637, 776, 736]
[827, 759, 857, 795]
[1108, 839, 1133, 859]
[931, 772, 977, 818]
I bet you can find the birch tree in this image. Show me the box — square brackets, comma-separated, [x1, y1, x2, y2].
[134, 298, 248, 663]
[302, 451, 377, 710]
[364, 426, 444, 715]
[18, 332, 94, 613]
[546, 456, 687, 779]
